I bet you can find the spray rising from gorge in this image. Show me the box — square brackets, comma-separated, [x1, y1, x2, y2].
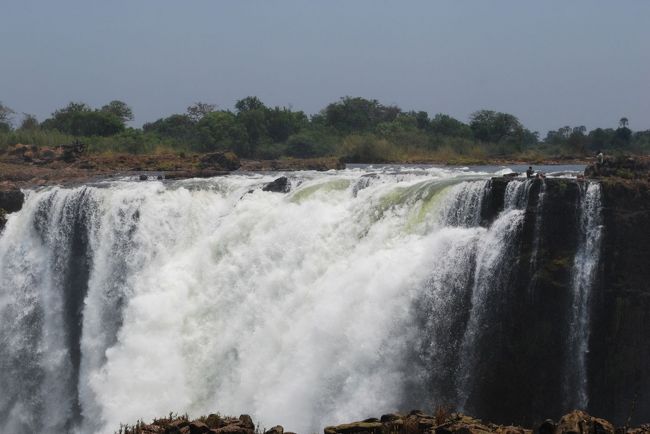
[0, 168, 608, 434]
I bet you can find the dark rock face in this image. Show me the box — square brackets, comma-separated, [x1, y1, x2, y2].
[465, 177, 649, 426]
[263, 176, 291, 193]
[0, 189, 24, 232]
[589, 179, 650, 423]
[0, 189, 25, 213]
[466, 178, 582, 423]
[199, 152, 241, 171]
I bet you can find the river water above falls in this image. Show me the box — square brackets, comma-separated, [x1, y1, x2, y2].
[0, 166, 605, 434]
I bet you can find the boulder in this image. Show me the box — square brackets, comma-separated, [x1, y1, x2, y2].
[190, 421, 211, 434]
[265, 425, 284, 434]
[60, 141, 87, 162]
[211, 425, 253, 434]
[39, 147, 60, 162]
[238, 414, 255, 430]
[324, 421, 383, 434]
[380, 414, 402, 423]
[165, 419, 190, 434]
[205, 414, 224, 429]
[7, 144, 34, 157]
[535, 419, 556, 434]
[555, 410, 614, 434]
[199, 152, 241, 171]
[262, 176, 290, 193]
[22, 150, 35, 162]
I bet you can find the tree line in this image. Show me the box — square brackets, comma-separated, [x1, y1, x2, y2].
[1, 97, 648, 161]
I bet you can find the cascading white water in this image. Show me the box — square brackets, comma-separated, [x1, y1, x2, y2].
[563, 182, 603, 410]
[0, 169, 600, 434]
[455, 179, 533, 410]
[529, 180, 546, 274]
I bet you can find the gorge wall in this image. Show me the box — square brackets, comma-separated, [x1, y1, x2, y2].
[0, 170, 648, 434]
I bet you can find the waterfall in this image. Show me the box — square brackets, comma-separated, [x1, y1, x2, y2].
[563, 182, 603, 410]
[455, 179, 532, 411]
[529, 179, 546, 273]
[0, 171, 604, 433]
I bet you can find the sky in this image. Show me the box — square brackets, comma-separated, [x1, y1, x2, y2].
[1, 0, 649, 134]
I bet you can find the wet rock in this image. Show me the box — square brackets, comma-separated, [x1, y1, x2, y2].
[164, 169, 230, 180]
[139, 174, 148, 181]
[262, 176, 291, 193]
[199, 151, 241, 171]
[380, 414, 401, 423]
[535, 419, 555, 434]
[0, 189, 24, 213]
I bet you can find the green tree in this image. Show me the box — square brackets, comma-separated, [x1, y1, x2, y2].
[613, 125, 632, 148]
[235, 97, 269, 154]
[142, 114, 196, 142]
[196, 111, 248, 152]
[266, 107, 308, 142]
[101, 100, 134, 123]
[567, 126, 587, 153]
[0, 102, 15, 132]
[19, 113, 39, 130]
[587, 128, 614, 151]
[619, 117, 629, 128]
[469, 110, 523, 143]
[42, 102, 124, 136]
[235, 96, 266, 113]
[323, 97, 401, 133]
[430, 113, 471, 137]
[187, 102, 216, 122]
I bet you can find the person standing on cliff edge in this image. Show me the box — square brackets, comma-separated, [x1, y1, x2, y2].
[526, 166, 534, 178]
[597, 150, 604, 167]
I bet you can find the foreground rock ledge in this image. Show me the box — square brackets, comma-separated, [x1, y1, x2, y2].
[117, 410, 649, 434]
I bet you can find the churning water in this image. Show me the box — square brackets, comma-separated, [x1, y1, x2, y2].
[0, 167, 600, 434]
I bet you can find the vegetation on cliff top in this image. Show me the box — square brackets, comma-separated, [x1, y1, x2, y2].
[1, 98, 648, 164]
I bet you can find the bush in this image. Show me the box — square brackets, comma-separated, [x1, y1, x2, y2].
[339, 134, 399, 163]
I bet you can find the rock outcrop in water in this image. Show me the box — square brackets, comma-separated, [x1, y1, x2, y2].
[263, 176, 291, 193]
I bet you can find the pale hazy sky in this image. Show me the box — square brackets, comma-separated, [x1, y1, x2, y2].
[1, 0, 649, 134]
